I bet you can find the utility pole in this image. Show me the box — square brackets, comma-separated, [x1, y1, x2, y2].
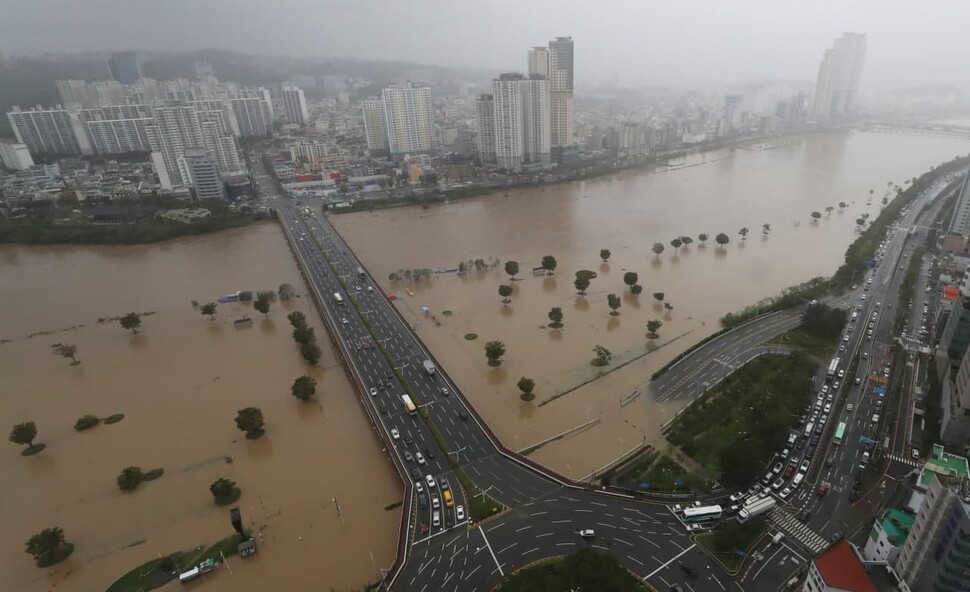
[332, 497, 345, 524]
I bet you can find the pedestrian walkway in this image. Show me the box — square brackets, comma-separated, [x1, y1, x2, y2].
[769, 508, 828, 555]
[887, 454, 921, 467]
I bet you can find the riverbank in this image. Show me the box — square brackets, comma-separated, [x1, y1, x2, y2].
[329, 130, 822, 214]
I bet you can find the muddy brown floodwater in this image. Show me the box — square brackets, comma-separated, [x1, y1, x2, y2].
[332, 131, 970, 479]
[0, 223, 399, 591]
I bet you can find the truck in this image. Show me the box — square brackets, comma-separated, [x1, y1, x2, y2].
[423, 359, 436, 375]
[738, 495, 776, 523]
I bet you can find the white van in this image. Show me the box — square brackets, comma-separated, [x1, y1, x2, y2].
[792, 473, 804, 488]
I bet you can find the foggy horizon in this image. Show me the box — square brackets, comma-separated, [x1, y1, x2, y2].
[2, 0, 970, 93]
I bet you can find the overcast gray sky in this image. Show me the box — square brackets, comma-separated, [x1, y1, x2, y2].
[2, 0, 968, 92]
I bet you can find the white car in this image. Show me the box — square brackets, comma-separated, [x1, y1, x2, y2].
[369, 387, 378, 397]
[391, 427, 400, 440]
[415, 452, 426, 465]
[780, 486, 794, 499]
[426, 474, 437, 488]
[579, 529, 595, 539]
[432, 495, 440, 509]
[415, 481, 424, 493]
[456, 505, 465, 521]
[847, 403, 854, 411]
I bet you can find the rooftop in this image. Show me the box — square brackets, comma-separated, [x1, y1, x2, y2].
[880, 509, 915, 545]
[919, 444, 970, 488]
[814, 539, 878, 592]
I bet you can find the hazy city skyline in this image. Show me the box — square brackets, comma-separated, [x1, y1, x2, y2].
[2, 1, 969, 93]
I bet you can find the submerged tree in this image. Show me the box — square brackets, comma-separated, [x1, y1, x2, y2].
[646, 319, 663, 339]
[517, 377, 536, 401]
[200, 302, 217, 320]
[9, 421, 37, 449]
[498, 284, 513, 304]
[623, 272, 639, 292]
[698, 233, 709, 245]
[119, 313, 141, 334]
[291, 375, 317, 401]
[117, 466, 144, 491]
[504, 260, 520, 281]
[811, 211, 822, 221]
[715, 233, 730, 248]
[541, 255, 558, 275]
[670, 238, 683, 252]
[548, 307, 564, 329]
[652, 242, 665, 259]
[600, 249, 611, 262]
[631, 284, 643, 296]
[653, 292, 665, 303]
[485, 341, 506, 367]
[25, 527, 71, 567]
[607, 293, 621, 316]
[234, 407, 265, 439]
[591, 345, 613, 367]
[52, 343, 80, 366]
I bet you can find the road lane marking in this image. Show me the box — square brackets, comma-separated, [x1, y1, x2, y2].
[557, 541, 576, 546]
[497, 542, 518, 554]
[627, 555, 645, 567]
[530, 510, 548, 517]
[523, 547, 540, 555]
[478, 526, 504, 577]
[644, 543, 696, 580]
[638, 535, 661, 549]
[536, 531, 555, 538]
[515, 525, 532, 533]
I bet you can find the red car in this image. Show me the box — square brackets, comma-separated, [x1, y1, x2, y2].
[817, 481, 830, 497]
[420, 522, 429, 534]
[783, 462, 796, 479]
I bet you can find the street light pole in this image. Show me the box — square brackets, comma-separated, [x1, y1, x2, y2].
[332, 497, 344, 524]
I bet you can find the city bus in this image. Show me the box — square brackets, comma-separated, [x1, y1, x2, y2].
[826, 358, 840, 381]
[834, 422, 846, 445]
[682, 505, 722, 523]
[402, 395, 417, 416]
[333, 292, 344, 305]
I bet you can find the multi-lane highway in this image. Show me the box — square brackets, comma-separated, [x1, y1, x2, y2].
[263, 159, 959, 590]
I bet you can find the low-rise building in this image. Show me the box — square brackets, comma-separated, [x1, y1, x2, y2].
[802, 538, 878, 592]
[863, 508, 914, 563]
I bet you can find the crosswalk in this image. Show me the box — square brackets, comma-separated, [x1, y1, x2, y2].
[769, 508, 829, 554]
[887, 454, 921, 467]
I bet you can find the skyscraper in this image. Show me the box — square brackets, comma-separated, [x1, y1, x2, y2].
[361, 98, 389, 157]
[180, 148, 226, 201]
[492, 74, 525, 171]
[230, 96, 273, 137]
[147, 104, 240, 187]
[811, 33, 866, 124]
[107, 51, 141, 84]
[528, 47, 549, 78]
[521, 75, 551, 166]
[380, 82, 435, 158]
[280, 86, 309, 126]
[475, 94, 496, 164]
[0, 142, 34, 170]
[547, 37, 575, 147]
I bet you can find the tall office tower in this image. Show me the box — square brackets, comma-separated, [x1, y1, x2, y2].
[492, 74, 525, 171]
[6, 105, 90, 155]
[194, 61, 216, 81]
[521, 75, 551, 166]
[231, 97, 273, 137]
[721, 94, 744, 135]
[547, 36, 575, 147]
[107, 51, 141, 84]
[893, 457, 970, 591]
[0, 142, 34, 170]
[280, 86, 309, 125]
[179, 148, 226, 200]
[528, 47, 549, 78]
[811, 33, 866, 124]
[475, 94, 496, 164]
[361, 98, 389, 157]
[380, 82, 435, 158]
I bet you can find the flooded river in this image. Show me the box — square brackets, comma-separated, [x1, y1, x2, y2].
[1, 131, 968, 590]
[0, 224, 399, 591]
[332, 131, 970, 477]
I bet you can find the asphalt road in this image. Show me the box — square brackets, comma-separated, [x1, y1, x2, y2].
[261, 168, 956, 591]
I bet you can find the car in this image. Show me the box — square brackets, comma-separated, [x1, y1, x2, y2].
[369, 387, 378, 397]
[783, 464, 795, 479]
[861, 295, 867, 301]
[729, 492, 744, 503]
[362, 340, 371, 350]
[824, 403, 832, 413]
[826, 455, 836, 468]
[441, 387, 450, 396]
[418, 493, 428, 508]
[426, 474, 437, 488]
[855, 377, 861, 385]
[832, 381, 841, 390]
[838, 369, 845, 378]
[341, 317, 348, 325]
[440, 477, 450, 490]
[671, 586, 686, 592]
[818, 481, 830, 496]
[411, 467, 422, 480]
[404, 436, 414, 445]
[686, 523, 705, 532]
[379, 405, 387, 416]
[872, 413, 880, 423]
[772, 462, 783, 474]
[912, 448, 920, 460]
[416, 481, 424, 493]
[579, 529, 595, 539]
[847, 403, 854, 411]
[391, 427, 400, 440]
[432, 496, 440, 509]
[780, 486, 794, 499]
[415, 452, 426, 465]
[772, 478, 785, 490]
[799, 460, 810, 473]
[821, 385, 830, 394]
[456, 505, 465, 521]
[680, 562, 698, 578]
[433, 511, 440, 527]
[403, 450, 414, 462]
[780, 448, 791, 459]
[426, 448, 436, 459]
[458, 411, 469, 422]
[761, 473, 774, 486]
[863, 352, 868, 358]
[797, 509, 811, 523]
[420, 522, 429, 534]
